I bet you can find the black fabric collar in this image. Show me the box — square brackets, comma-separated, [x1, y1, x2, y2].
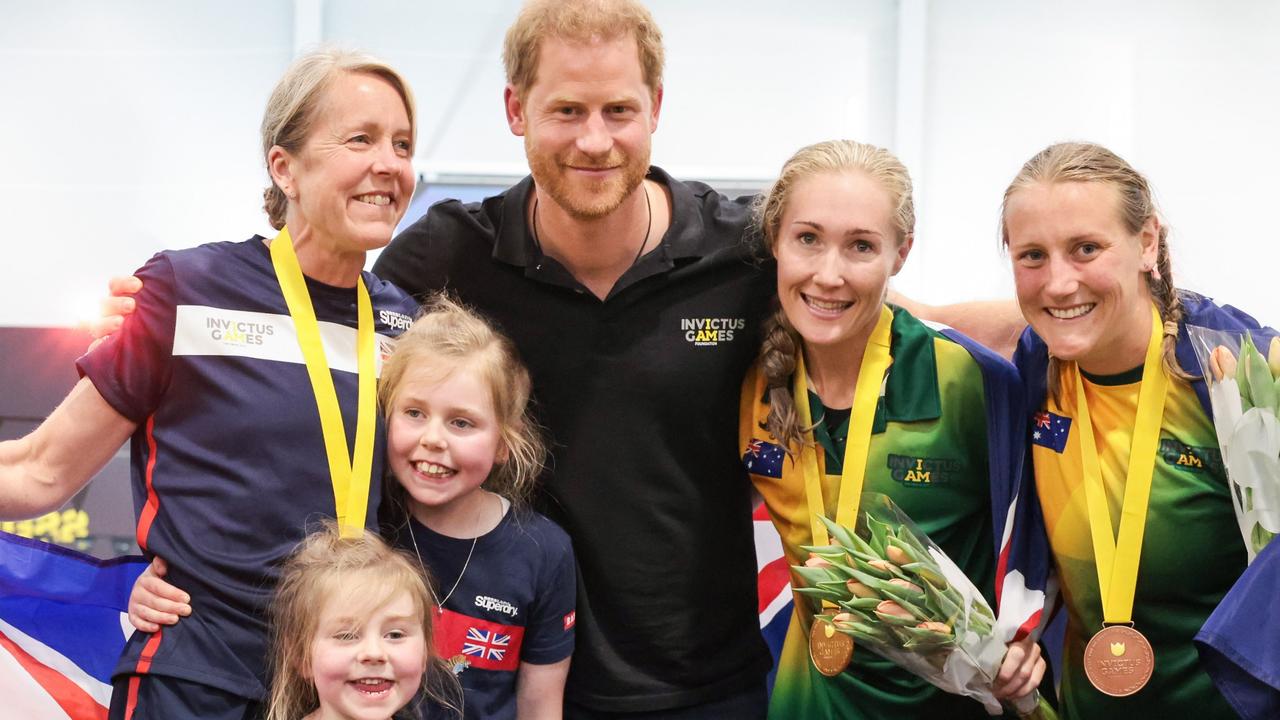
[1080, 363, 1145, 386]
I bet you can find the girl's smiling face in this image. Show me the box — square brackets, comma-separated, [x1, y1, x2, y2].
[306, 589, 426, 720]
[386, 360, 506, 524]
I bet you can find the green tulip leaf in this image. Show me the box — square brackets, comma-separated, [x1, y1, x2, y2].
[923, 579, 963, 622]
[818, 515, 863, 553]
[1244, 333, 1278, 411]
[901, 562, 948, 588]
[893, 524, 933, 559]
[791, 564, 839, 587]
[839, 597, 884, 612]
[1238, 334, 1257, 408]
[853, 557, 896, 579]
[848, 624, 894, 645]
[903, 636, 956, 651]
[878, 582, 927, 609]
[886, 537, 926, 564]
[793, 587, 846, 602]
[866, 515, 892, 555]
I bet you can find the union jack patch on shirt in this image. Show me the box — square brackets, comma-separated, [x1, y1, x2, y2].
[434, 607, 523, 671]
[463, 627, 511, 662]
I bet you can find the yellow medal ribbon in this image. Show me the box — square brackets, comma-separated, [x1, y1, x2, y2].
[1072, 304, 1169, 624]
[795, 304, 895, 548]
[270, 227, 377, 538]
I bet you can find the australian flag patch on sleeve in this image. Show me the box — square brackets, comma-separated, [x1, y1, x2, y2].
[1031, 411, 1072, 453]
[743, 439, 786, 478]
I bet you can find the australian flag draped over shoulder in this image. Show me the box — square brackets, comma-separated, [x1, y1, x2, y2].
[939, 327, 1055, 645]
[0, 531, 146, 719]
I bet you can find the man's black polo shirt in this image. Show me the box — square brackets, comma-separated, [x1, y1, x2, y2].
[374, 167, 774, 711]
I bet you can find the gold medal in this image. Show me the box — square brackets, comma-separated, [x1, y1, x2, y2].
[809, 618, 853, 677]
[1083, 625, 1154, 697]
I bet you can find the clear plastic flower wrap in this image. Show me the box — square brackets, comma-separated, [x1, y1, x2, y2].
[792, 492, 1057, 718]
[1188, 328, 1280, 562]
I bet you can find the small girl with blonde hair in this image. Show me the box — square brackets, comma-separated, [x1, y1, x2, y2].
[266, 523, 460, 720]
[379, 293, 576, 720]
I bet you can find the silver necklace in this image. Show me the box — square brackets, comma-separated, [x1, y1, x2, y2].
[531, 182, 653, 268]
[408, 506, 483, 615]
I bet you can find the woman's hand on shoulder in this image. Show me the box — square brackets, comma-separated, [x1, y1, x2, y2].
[87, 275, 143, 346]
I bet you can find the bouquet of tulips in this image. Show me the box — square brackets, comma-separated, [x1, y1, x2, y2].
[1189, 328, 1280, 562]
[793, 493, 1056, 718]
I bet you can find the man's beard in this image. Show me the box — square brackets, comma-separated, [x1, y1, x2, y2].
[526, 140, 649, 221]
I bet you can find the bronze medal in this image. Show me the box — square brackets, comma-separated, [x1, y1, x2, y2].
[809, 618, 853, 677]
[1083, 625, 1154, 697]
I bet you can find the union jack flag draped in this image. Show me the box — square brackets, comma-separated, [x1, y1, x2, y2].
[0, 531, 146, 720]
[754, 502, 793, 692]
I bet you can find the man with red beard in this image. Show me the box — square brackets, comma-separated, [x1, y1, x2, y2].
[371, 1, 775, 717]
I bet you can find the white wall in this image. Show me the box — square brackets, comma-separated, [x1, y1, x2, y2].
[1, 1, 292, 325]
[0, 0, 1275, 328]
[909, 0, 1280, 324]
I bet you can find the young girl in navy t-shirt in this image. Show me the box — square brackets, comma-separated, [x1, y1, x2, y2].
[378, 295, 576, 720]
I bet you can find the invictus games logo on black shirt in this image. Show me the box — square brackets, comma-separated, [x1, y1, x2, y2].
[680, 317, 745, 346]
[1158, 439, 1223, 474]
[887, 454, 962, 487]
